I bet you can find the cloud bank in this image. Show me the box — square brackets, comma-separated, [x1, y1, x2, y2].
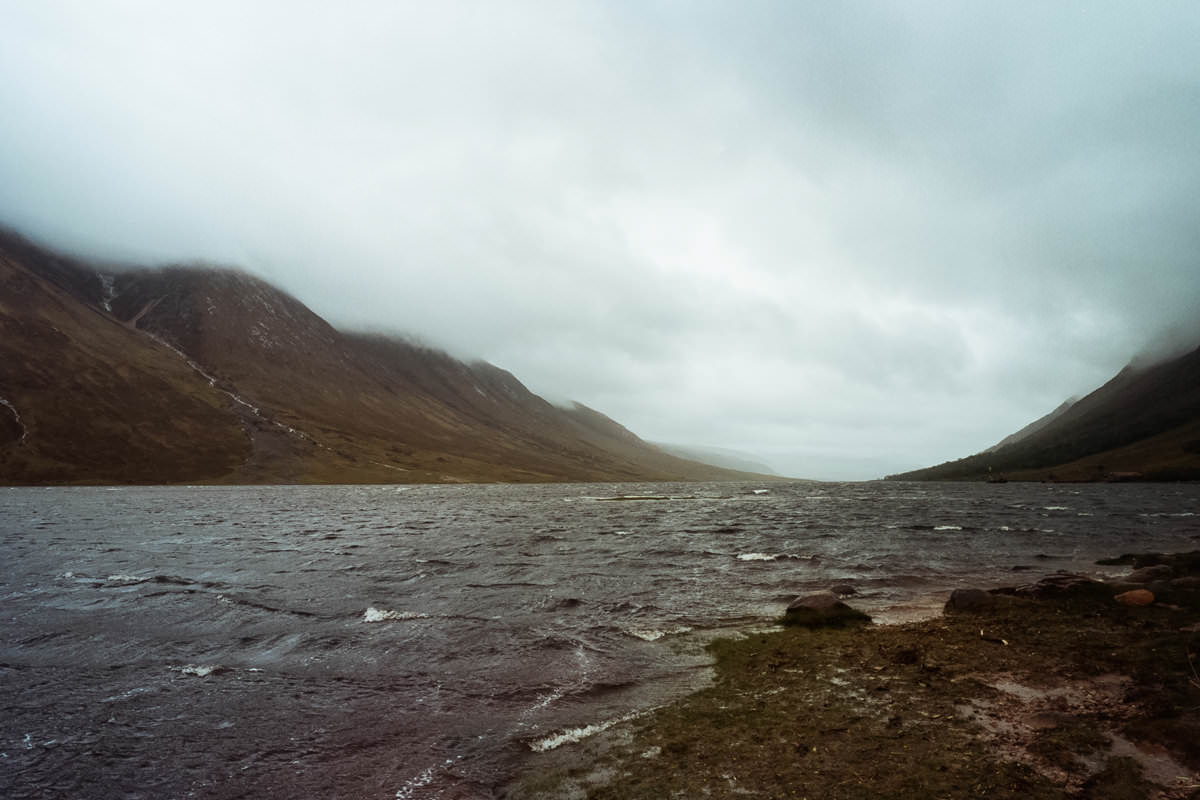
[2, 1, 1198, 479]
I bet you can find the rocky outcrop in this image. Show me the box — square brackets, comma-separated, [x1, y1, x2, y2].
[1098, 551, 1200, 572]
[1125, 565, 1173, 584]
[783, 592, 871, 628]
[946, 551, 1200, 617]
[996, 571, 1115, 601]
[944, 588, 999, 613]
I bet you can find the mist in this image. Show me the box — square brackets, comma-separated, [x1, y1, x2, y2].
[3, 1, 1199, 480]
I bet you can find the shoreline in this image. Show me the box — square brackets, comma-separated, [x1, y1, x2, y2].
[505, 552, 1200, 799]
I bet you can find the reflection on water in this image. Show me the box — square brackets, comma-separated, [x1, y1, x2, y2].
[1, 481, 1197, 798]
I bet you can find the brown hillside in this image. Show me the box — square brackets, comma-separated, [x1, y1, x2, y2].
[0, 228, 767, 485]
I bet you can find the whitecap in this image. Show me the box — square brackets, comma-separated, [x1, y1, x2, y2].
[752, 489, 770, 495]
[1042, 506, 1069, 511]
[626, 625, 692, 642]
[737, 552, 777, 561]
[105, 574, 147, 584]
[176, 664, 223, 677]
[363, 607, 428, 623]
[394, 766, 435, 800]
[529, 711, 641, 753]
[933, 525, 962, 531]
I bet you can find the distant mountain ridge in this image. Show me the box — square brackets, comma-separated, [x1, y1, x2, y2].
[888, 344, 1200, 482]
[0, 227, 773, 485]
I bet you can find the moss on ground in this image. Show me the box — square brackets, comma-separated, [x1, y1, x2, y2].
[506, 587, 1200, 799]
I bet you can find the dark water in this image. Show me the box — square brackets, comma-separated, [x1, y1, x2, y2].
[2, 481, 1198, 799]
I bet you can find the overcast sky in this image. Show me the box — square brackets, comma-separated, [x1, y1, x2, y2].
[3, 1, 1199, 479]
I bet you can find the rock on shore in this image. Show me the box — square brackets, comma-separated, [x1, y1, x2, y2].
[783, 591, 871, 628]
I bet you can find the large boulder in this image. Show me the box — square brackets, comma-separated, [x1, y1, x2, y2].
[784, 592, 871, 628]
[944, 588, 1028, 614]
[944, 588, 1000, 614]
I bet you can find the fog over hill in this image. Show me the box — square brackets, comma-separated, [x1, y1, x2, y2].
[3, 3, 1200, 478]
[889, 345, 1200, 482]
[0, 228, 770, 484]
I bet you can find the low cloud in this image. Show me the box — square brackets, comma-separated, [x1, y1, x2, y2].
[2, 1, 1198, 478]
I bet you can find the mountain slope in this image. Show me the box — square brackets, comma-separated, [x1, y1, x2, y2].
[888, 345, 1200, 481]
[0, 228, 770, 485]
[983, 398, 1077, 453]
[0, 238, 251, 482]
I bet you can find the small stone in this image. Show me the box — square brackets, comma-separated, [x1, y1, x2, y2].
[1114, 589, 1155, 606]
[830, 583, 857, 597]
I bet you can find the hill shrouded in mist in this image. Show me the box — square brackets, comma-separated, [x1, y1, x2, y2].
[0, 228, 772, 485]
[888, 344, 1200, 482]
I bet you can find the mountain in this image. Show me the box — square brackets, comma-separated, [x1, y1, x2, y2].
[888, 345, 1200, 482]
[982, 398, 1077, 453]
[0, 227, 773, 485]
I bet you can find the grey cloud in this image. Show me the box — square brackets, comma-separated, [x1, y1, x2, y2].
[2, 1, 1199, 478]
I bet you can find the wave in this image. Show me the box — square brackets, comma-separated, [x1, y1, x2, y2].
[736, 553, 819, 562]
[174, 664, 228, 677]
[592, 495, 698, 502]
[625, 625, 693, 642]
[362, 607, 429, 623]
[104, 574, 149, 585]
[217, 594, 321, 618]
[393, 766, 436, 800]
[528, 710, 643, 753]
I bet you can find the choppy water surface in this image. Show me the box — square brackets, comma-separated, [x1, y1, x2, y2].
[2, 481, 1198, 798]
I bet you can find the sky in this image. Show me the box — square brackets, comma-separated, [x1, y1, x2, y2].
[2, 1, 1199, 480]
